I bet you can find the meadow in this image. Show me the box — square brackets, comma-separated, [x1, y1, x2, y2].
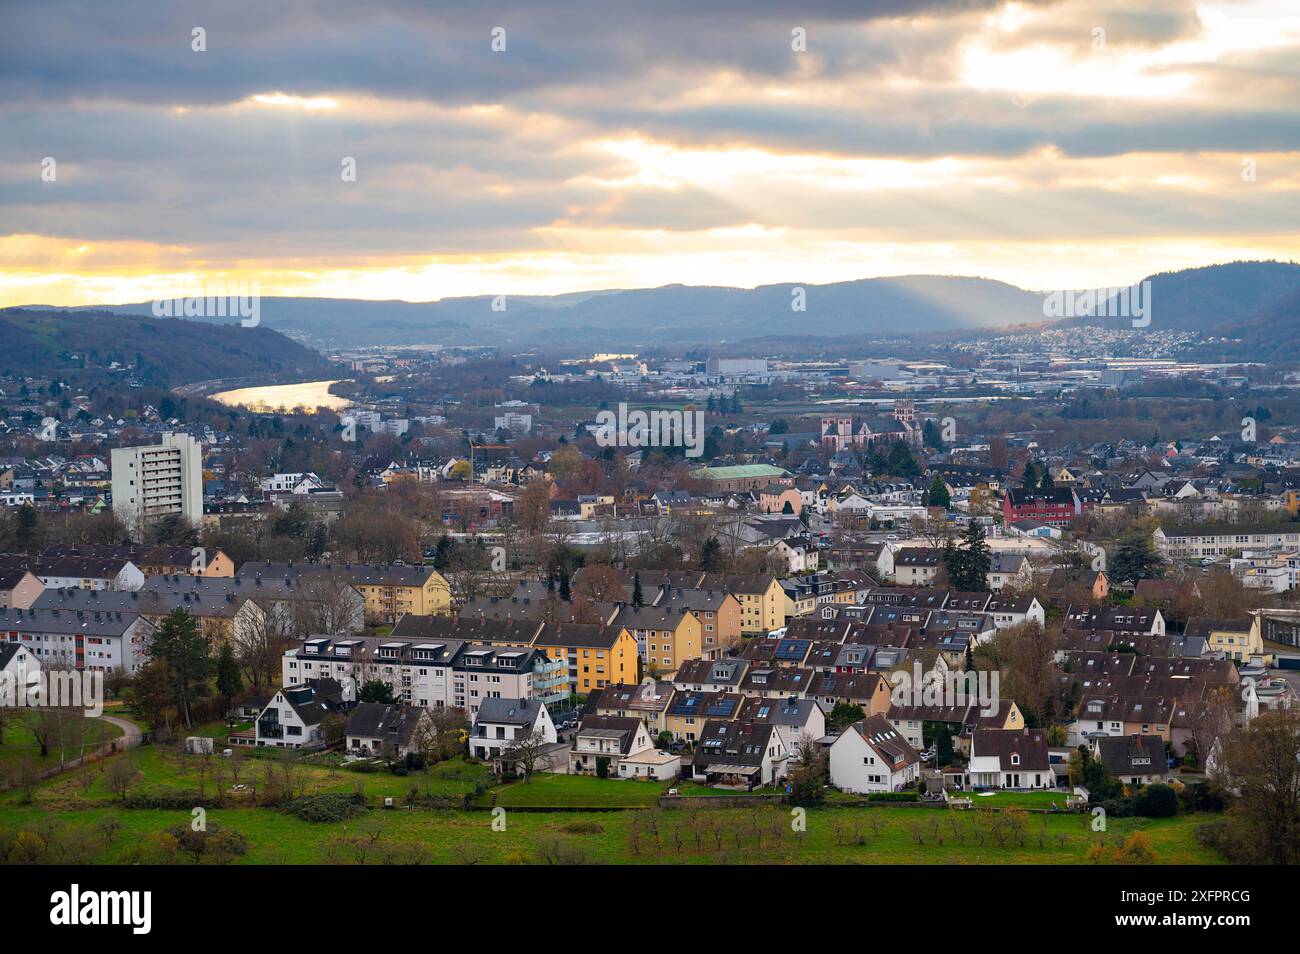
[0, 736, 1222, 865]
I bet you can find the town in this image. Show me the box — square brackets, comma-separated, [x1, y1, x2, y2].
[0, 335, 1297, 869]
[3, 0, 1297, 921]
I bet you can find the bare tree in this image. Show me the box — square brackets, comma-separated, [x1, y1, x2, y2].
[292, 573, 365, 635]
[106, 757, 141, 801]
[572, 564, 625, 603]
[1220, 707, 1300, 865]
[1187, 684, 1239, 774]
[502, 729, 551, 780]
[232, 605, 293, 689]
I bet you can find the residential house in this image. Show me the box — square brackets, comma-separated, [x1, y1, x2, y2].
[829, 714, 921, 794]
[745, 695, 827, 755]
[691, 720, 789, 788]
[987, 553, 1032, 592]
[966, 728, 1054, 790]
[1002, 486, 1078, 529]
[1094, 734, 1168, 787]
[568, 714, 654, 776]
[239, 561, 452, 623]
[612, 602, 704, 676]
[532, 622, 640, 695]
[1184, 617, 1263, 663]
[591, 681, 674, 736]
[985, 595, 1046, 630]
[469, 696, 557, 761]
[663, 689, 747, 742]
[345, 703, 434, 758]
[0, 568, 43, 609]
[893, 548, 944, 586]
[253, 681, 348, 750]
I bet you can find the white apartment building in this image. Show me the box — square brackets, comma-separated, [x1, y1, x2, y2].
[493, 411, 533, 434]
[282, 635, 565, 714]
[1154, 524, 1300, 561]
[0, 606, 154, 674]
[259, 472, 326, 495]
[111, 432, 203, 531]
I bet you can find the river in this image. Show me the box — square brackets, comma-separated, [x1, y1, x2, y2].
[209, 380, 353, 412]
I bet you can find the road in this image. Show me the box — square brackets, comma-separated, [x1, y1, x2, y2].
[101, 714, 143, 750]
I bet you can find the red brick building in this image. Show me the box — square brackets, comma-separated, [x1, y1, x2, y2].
[1002, 486, 1077, 528]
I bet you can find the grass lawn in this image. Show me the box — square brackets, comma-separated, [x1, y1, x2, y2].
[0, 743, 491, 809]
[492, 773, 668, 808]
[0, 713, 124, 764]
[963, 790, 1072, 809]
[0, 742, 1227, 864]
[674, 780, 783, 798]
[0, 802, 1221, 865]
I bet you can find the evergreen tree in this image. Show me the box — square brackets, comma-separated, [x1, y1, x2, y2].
[960, 520, 992, 591]
[886, 441, 919, 477]
[942, 535, 963, 587]
[1039, 467, 1055, 491]
[216, 642, 242, 705]
[15, 504, 40, 553]
[1110, 527, 1166, 584]
[1021, 460, 1040, 490]
[923, 418, 945, 451]
[360, 680, 397, 704]
[558, 569, 572, 601]
[149, 609, 214, 728]
[927, 472, 951, 509]
[632, 572, 645, 607]
[699, 536, 723, 572]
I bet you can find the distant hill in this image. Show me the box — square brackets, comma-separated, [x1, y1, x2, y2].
[1193, 281, 1300, 362]
[0, 309, 336, 388]
[1061, 261, 1300, 334]
[19, 261, 1300, 352]
[34, 275, 1048, 348]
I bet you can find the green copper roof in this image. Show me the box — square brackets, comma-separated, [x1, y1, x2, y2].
[690, 464, 790, 479]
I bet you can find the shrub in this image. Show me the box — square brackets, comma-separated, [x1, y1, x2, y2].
[1098, 797, 1134, 819]
[1134, 783, 1178, 818]
[1195, 819, 1231, 850]
[866, 792, 919, 802]
[282, 792, 369, 823]
[559, 820, 605, 834]
[123, 793, 214, 810]
[163, 822, 249, 863]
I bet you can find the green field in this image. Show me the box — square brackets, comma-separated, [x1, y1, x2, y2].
[0, 740, 1223, 864]
[7, 743, 493, 809]
[0, 713, 124, 764]
[491, 773, 667, 808]
[963, 790, 1073, 809]
[0, 802, 1218, 865]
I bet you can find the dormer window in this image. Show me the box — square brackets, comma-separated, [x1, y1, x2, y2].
[1010, 754, 1020, 766]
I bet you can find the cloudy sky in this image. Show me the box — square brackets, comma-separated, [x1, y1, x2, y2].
[2, 0, 1298, 307]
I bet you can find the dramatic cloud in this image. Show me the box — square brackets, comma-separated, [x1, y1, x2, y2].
[2, 0, 1298, 303]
